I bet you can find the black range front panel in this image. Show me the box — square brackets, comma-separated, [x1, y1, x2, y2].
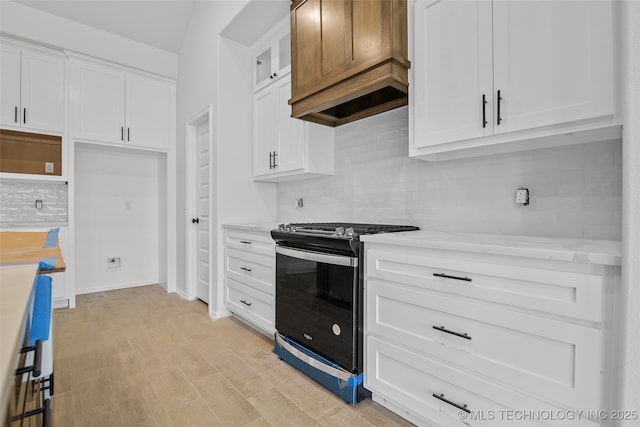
[275, 246, 359, 372]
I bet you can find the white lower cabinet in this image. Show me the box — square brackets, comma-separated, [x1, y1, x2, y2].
[223, 226, 275, 334]
[363, 237, 620, 427]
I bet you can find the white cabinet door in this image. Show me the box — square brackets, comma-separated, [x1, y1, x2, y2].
[252, 17, 291, 93]
[413, 0, 493, 148]
[492, 0, 614, 134]
[0, 43, 22, 127]
[126, 74, 172, 150]
[74, 61, 126, 144]
[21, 49, 65, 133]
[253, 85, 278, 176]
[275, 78, 304, 173]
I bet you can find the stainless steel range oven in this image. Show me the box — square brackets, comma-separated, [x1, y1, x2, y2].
[271, 222, 419, 404]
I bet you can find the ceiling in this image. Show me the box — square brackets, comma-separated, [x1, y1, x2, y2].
[12, 0, 197, 53]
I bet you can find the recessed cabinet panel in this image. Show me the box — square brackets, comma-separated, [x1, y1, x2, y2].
[0, 44, 22, 128]
[76, 63, 126, 144]
[492, 0, 614, 134]
[21, 50, 65, 133]
[413, 0, 493, 148]
[275, 79, 304, 173]
[126, 74, 172, 150]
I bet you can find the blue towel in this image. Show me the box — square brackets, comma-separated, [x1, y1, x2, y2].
[29, 275, 52, 345]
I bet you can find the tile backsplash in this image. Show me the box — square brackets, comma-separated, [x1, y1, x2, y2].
[277, 107, 622, 240]
[0, 181, 68, 224]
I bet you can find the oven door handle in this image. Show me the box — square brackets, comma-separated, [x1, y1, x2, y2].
[276, 246, 358, 267]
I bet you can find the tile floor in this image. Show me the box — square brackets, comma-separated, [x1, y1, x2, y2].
[51, 285, 415, 426]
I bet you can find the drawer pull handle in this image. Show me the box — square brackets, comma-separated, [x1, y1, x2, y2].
[433, 272, 471, 282]
[240, 240, 252, 244]
[240, 267, 252, 272]
[240, 299, 252, 307]
[433, 325, 472, 340]
[432, 393, 470, 413]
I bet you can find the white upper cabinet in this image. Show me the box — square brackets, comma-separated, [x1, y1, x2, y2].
[125, 74, 173, 150]
[72, 60, 126, 144]
[413, 0, 493, 146]
[253, 74, 334, 182]
[492, 0, 614, 134]
[252, 17, 291, 92]
[0, 39, 65, 134]
[411, 0, 618, 161]
[70, 55, 175, 151]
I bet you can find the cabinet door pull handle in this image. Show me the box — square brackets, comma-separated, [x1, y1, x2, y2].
[23, 107, 26, 124]
[433, 325, 472, 340]
[240, 267, 252, 272]
[273, 151, 278, 168]
[497, 89, 503, 125]
[239, 240, 252, 244]
[240, 299, 252, 306]
[269, 151, 273, 169]
[482, 94, 487, 128]
[14, 106, 18, 123]
[121, 126, 124, 141]
[433, 272, 471, 282]
[127, 128, 130, 141]
[192, 218, 199, 224]
[432, 393, 470, 413]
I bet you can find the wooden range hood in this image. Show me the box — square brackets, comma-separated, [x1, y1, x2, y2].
[289, 0, 410, 127]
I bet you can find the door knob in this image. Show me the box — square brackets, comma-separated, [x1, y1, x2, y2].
[192, 218, 199, 224]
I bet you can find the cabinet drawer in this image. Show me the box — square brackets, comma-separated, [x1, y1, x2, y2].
[366, 336, 597, 427]
[366, 279, 602, 410]
[225, 229, 275, 257]
[366, 245, 604, 322]
[225, 278, 274, 334]
[225, 248, 274, 295]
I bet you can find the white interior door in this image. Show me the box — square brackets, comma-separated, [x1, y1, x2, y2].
[195, 121, 210, 303]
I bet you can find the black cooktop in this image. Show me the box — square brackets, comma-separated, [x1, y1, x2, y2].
[283, 222, 419, 235]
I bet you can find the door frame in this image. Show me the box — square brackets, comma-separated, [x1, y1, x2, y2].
[186, 104, 214, 302]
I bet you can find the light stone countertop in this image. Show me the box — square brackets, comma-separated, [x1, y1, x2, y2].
[0, 222, 68, 229]
[0, 264, 39, 423]
[360, 230, 622, 266]
[222, 223, 280, 233]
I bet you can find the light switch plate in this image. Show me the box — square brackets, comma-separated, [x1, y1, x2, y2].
[45, 162, 54, 174]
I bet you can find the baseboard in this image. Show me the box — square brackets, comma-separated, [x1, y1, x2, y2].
[75, 281, 159, 295]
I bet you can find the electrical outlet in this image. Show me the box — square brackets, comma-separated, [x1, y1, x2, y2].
[295, 198, 304, 209]
[35, 200, 43, 209]
[45, 162, 54, 174]
[107, 257, 121, 269]
[515, 187, 530, 206]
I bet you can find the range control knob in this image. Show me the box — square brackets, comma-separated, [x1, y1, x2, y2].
[345, 227, 355, 237]
[336, 227, 345, 236]
[278, 223, 285, 230]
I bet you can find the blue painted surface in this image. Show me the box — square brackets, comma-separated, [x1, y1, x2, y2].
[274, 333, 370, 405]
[43, 228, 59, 248]
[29, 275, 52, 345]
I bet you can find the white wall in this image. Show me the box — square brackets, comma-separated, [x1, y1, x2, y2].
[176, 1, 277, 316]
[278, 107, 622, 240]
[74, 144, 159, 293]
[0, 1, 177, 78]
[620, 0, 640, 423]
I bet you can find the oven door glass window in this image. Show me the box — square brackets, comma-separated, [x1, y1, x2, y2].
[275, 246, 358, 371]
